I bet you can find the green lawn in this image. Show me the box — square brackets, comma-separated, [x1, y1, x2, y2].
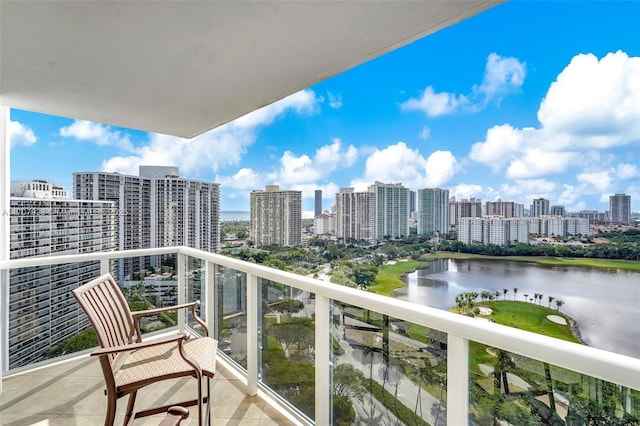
[475, 300, 581, 343]
[426, 252, 640, 271]
[369, 259, 427, 296]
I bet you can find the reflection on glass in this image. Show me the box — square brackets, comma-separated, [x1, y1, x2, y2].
[260, 279, 316, 420]
[216, 265, 247, 367]
[332, 303, 448, 425]
[469, 346, 639, 425]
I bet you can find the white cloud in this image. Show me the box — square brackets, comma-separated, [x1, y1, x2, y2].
[451, 183, 483, 200]
[499, 179, 556, 200]
[468, 51, 640, 184]
[505, 149, 575, 179]
[537, 51, 640, 148]
[60, 120, 134, 151]
[469, 124, 527, 171]
[277, 138, 359, 185]
[577, 170, 612, 193]
[401, 53, 525, 117]
[419, 125, 431, 140]
[9, 120, 37, 147]
[400, 86, 468, 117]
[616, 163, 639, 180]
[351, 142, 457, 190]
[473, 53, 526, 104]
[100, 89, 320, 176]
[425, 151, 457, 187]
[216, 168, 262, 190]
[327, 91, 343, 109]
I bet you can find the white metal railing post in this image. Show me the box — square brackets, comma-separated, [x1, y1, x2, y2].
[447, 334, 469, 426]
[0, 106, 10, 388]
[205, 260, 215, 336]
[315, 295, 331, 425]
[177, 251, 186, 333]
[246, 273, 258, 396]
[100, 258, 109, 276]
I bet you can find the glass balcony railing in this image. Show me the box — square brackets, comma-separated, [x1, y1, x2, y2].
[1, 246, 638, 425]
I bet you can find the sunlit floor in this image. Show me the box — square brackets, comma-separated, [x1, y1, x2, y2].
[0, 355, 296, 426]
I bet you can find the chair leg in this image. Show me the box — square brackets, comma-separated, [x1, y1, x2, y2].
[123, 391, 137, 425]
[105, 389, 117, 426]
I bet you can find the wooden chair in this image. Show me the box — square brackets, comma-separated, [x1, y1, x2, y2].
[72, 273, 218, 426]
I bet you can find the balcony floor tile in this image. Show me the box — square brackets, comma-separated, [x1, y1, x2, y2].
[0, 356, 297, 426]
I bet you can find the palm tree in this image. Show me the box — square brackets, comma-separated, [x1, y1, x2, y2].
[548, 296, 555, 309]
[523, 293, 529, 302]
[513, 287, 518, 300]
[494, 290, 501, 300]
[481, 290, 491, 306]
[554, 299, 564, 312]
[503, 288, 509, 300]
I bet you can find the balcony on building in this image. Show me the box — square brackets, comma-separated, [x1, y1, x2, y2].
[1, 2, 639, 425]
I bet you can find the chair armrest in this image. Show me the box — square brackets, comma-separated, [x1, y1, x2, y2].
[90, 333, 189, 357]
[131, 301, 200, 318]
[132, 301, 209, 336]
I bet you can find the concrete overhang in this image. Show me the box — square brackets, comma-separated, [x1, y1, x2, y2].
[1, 1, 500, 138]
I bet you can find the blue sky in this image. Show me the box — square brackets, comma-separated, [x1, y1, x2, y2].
[9, 1, 640, 217]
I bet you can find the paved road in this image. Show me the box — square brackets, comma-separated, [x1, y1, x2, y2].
[335, 324, 446, 426]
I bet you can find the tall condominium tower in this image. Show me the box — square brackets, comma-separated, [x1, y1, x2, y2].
[335, 188, 375, 244]
[8, 181, 116, 368]
[449, 197, 482, 226]
[609, 193, 631, 224]
[485, 200, 517, 218]
[314, 189, 322, 217]
[530, 197, 550, 217]
[417, 188, 449, 236]
[250, 185, 302, 247]
[74, 166, 220, 277]
[550, 205, 566, 217]
[369, 181, 409, 241]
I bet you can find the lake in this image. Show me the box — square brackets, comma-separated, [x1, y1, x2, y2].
[393, 258, 640, 358]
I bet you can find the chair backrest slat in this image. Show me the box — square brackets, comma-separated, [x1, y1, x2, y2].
[73, 273, 137, 363]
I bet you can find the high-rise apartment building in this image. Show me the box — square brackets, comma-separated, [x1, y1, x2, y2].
[457, 215, 588, 246]
[449, 197, 482, 226]
[74, 166, 220, 277]
[550, 205, 566, 217]
[335, 188, 375, 244]
[416, 188, 449, 236]
[313, 212, 336, 236]
[250, 185, 302, 247]
[530, 198, 550, 217]
[314, 189, 322, 217]
[485, 200, 518, 218]
[8, 181, 116, 368]
[609, 193, 631, 224]
[369, 182, 409, 241]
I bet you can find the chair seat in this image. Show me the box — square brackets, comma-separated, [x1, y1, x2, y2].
[116, 337, 218, 391]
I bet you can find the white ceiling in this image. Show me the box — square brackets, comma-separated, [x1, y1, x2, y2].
[1, 1, 500, 138]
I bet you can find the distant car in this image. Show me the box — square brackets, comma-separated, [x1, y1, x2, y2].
[222, 347, 233, 355]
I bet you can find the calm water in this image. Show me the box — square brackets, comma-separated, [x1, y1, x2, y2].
[221, 211, 249, 222]
[393, 259, 640, 358]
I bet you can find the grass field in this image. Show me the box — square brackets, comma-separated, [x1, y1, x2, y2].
[471, 300, 581, 343]
[369, 259, 427, 296]
[426, 252, 640, 271]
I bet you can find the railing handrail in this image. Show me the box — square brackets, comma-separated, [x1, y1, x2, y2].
[2, 246, 639, 390]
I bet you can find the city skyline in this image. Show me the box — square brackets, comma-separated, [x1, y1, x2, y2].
[8, 2, 640, 216]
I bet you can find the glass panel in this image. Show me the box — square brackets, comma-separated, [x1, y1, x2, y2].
[215, 265, 247, 367]
[331, 303, 447, 425]
[8, 261, 103, 368]
[184, 256, 206, 335]
[469, 346, 640, 425]
[260, 278, 315, 420]
[121, 254, 176, 334]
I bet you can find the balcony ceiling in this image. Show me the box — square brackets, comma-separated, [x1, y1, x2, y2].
[0, 1, 499, 138]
